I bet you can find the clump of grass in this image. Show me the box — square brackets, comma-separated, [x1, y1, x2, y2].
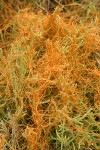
[0, 1, 100, 150]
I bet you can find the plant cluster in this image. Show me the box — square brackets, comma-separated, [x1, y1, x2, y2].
[0, 0, 100, 150]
